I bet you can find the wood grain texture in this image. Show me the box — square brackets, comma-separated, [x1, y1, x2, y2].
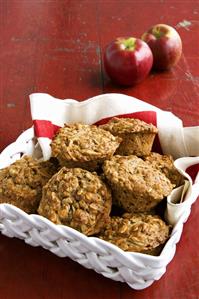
[0, 0, 199, 298]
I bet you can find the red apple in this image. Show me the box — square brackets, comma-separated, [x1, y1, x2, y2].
[141, 24, 182, 71]
[104, 37, 153, 86]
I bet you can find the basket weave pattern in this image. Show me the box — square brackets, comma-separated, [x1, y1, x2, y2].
[0, 128, 191, 290]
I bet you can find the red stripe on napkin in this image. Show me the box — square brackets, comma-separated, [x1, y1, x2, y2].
[186, 164, 199, 183]
[94, 111, 162, 154]
[33, 120, 60, 139]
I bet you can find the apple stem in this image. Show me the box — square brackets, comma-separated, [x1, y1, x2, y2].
[152, 27, 164, 39]
[122, 37, 136, 50]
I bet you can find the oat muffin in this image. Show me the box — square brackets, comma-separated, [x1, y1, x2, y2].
[51, 123, 121, 170]
[38, 167, 112, 236]
[99, 213, 170, 254]
[103, 155, 174, 212]
[100, 117, 158, 156]
[0, 156, 57, 213]
[143, 152, 184, 187]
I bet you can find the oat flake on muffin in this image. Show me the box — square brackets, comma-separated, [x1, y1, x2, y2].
[143, 152, 184, 187]
[0, 156, 57, 213]
[51, 123, 122, 170]
[103, 155, 174, 213]
[38, 167, 112, 236]
[99, 213, 170, 254]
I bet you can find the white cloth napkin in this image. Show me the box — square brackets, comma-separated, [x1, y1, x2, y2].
[30, 92, 199, 160]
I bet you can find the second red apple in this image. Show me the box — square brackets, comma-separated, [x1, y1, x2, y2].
[141, 24, 182, 71]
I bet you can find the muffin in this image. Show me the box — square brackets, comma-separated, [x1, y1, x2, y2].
[0, 156, 57, 213]
[103, 155, 174, 212]
[51, 123, 122, 171]
[99, 213, 170, 254]
[100, 117, 158, 156]
[38, 167, 112, 236]
[143, 152, 184, 187]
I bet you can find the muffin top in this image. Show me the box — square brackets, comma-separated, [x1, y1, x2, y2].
[99, 213, 170, 253]
[100, 117, 158, 135]
[103, 155, 173, 199]
[38, 167, 112, 236]
[143, 152, 175, 168]
[0, 156, 57, 213]
[51, 123, 121, 163]
[143, 152, 183, 187]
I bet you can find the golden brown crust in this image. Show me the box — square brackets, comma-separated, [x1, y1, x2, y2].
[99, 213, 170, 254]
[0, 156, 57, 213]
[103, 155, 174, 212]
[38, 167, 112, 236]
[116, 132, 157, 156]
[51, 123, 122, 170]
[143, 152, 184, 187]
[100, 117, 158, 156]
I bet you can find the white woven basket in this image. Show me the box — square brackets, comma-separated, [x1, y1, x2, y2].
[0, 127, 199, 290]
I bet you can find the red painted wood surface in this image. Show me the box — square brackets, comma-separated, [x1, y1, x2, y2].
[0, 1, 199, 298]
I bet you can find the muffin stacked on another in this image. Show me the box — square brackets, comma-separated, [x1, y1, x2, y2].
[51, 123, 122, 171]
[0, 156, 58, 213]
[99, 213, 170, 254]
[100, 117, 158, 156]
[103, 155, 174, 213]
[38, 167, 112, 236]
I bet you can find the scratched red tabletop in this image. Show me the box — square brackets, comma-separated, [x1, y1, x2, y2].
[0, 1, 199, 298]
